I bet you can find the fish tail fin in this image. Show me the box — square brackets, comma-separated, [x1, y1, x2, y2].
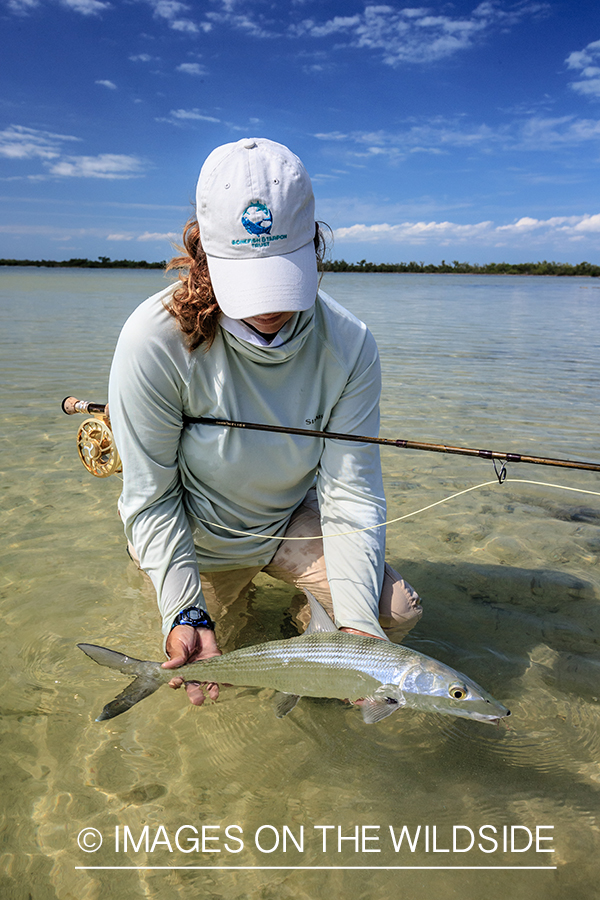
[77, 643, 164, 721]
[77, 643, 151, 675]
[95, 674, 164, 721]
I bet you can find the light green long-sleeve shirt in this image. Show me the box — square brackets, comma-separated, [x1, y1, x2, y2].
[108, 285, 387, 639]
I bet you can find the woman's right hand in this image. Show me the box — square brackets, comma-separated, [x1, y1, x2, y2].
[163, 625, 221, 706]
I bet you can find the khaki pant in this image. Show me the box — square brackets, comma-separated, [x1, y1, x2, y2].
[198, 489, 423, 644]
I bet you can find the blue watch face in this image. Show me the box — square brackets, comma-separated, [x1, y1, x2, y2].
[172, 607, 214, 630]
[185, 609, 202, 623]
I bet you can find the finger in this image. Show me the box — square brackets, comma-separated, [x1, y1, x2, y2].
[168, 676, 185, 689]
[202, 681, 219, 701]
[184, 682, 206, 706]
[162, 656, 188, 669]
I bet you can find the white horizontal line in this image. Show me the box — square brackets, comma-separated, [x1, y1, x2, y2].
[76, 866, 557, 871]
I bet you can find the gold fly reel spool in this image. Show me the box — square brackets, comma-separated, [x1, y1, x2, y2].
[76, 417, 122, 478]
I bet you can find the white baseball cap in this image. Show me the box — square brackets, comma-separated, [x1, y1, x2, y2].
[196, 138, 318, 319]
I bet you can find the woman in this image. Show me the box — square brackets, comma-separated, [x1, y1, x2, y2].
[108, 138, 422, 707]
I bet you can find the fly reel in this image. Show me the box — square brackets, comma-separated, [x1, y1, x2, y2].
[77, 417, 121, 478]
[63, 397, 121, 478]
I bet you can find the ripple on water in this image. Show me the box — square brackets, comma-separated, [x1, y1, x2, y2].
[445, 644, 600, 787]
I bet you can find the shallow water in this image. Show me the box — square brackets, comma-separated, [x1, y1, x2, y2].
[1, 268, 599, 899]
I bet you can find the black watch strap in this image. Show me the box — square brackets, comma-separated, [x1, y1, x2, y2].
[170, 606, 215, 631]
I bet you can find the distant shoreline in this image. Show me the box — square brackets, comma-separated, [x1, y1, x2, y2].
[320, 259, 600, 276]
[0, 257, 165, 270]
[1, 257, 599, 277]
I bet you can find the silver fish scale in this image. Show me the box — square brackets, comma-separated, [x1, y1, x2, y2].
[182, 632, 419, 701]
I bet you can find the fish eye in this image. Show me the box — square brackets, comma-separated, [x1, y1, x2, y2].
[449, 684, 468, 700]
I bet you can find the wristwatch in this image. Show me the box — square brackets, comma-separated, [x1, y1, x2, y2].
[170, 606, 215, 631]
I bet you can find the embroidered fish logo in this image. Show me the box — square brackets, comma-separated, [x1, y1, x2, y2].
[241, 202, 273, 236]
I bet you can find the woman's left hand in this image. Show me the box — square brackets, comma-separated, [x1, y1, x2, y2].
[339, 626, 385, 705]
[339, 626, 386, 639]
[163, 625, 221, 706]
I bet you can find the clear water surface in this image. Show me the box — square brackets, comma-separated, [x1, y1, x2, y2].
[1, 268, 599, 900]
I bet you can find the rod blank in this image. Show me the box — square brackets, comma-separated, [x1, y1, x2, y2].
[186, 416, 600, 473]
[61, 398, 600, 473]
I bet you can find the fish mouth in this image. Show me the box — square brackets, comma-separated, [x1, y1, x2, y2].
[471, 708, 511, 725]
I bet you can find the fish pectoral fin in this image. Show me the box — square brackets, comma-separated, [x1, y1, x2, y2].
[96, 674, 163, 721]
[361, 689, 405, 725]
[273, 692, 301, 718]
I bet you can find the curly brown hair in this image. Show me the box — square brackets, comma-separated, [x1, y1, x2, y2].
[165, 219, 330, 352]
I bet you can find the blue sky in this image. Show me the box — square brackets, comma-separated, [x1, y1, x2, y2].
[1, 0, 599, 264]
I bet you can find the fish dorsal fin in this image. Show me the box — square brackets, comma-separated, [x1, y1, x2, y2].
[361, 686, 406, 725]
[273, 692, 300, 718]
[302, 589, 339, 635]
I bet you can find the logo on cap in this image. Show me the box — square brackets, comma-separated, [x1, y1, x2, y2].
[241, 202, 273, 236]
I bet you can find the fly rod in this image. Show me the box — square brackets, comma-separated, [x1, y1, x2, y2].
[62, 398, 600, 474]
[185, 416, 600, 473]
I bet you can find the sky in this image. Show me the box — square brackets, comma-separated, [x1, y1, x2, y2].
[1, 0, 599, 264]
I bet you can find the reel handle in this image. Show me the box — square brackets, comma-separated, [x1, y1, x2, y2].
[62, 396, 108, 416]
[61, 396, 121, 478]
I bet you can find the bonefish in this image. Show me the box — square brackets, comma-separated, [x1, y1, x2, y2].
[78, 590, 510, 725]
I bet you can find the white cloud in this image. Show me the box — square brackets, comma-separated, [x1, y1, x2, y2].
[0, 124, 80, 160]
[294, 1, 549, 66]
[61, 0, 110, 13]
[205, 6, 276, 39]
[571, 79, 600, 98]
[0, 223, 105, 239]
[566, 39, 600, 99]
[311, 172, 342, 182]
[572, 213, 600, 233]
[297, 14, 360, 38]
[333, 212, 600, 246]
[6, 0, 108, 14]
[95, 79, 117, 89]
[495, 216, 545, 233]
[336, 219, 494, 243]
[0, 125, 148, 181]
[4, 0, 545, 64]
[144, 0, 211, 34]
[315, 111, 600, 160]
[6, 0, 39, 13]
[176, 62, 206, 76]
[314, 131, 348, 142]
[158, 108, 221, 124]
[566, 39, 600, 69]
[316, 120, 499, 158]
[46, 153, 146, 178]
[137, 230, 179, 241]
[9, 0, 110, 14]
[517, 115, 600, 147]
